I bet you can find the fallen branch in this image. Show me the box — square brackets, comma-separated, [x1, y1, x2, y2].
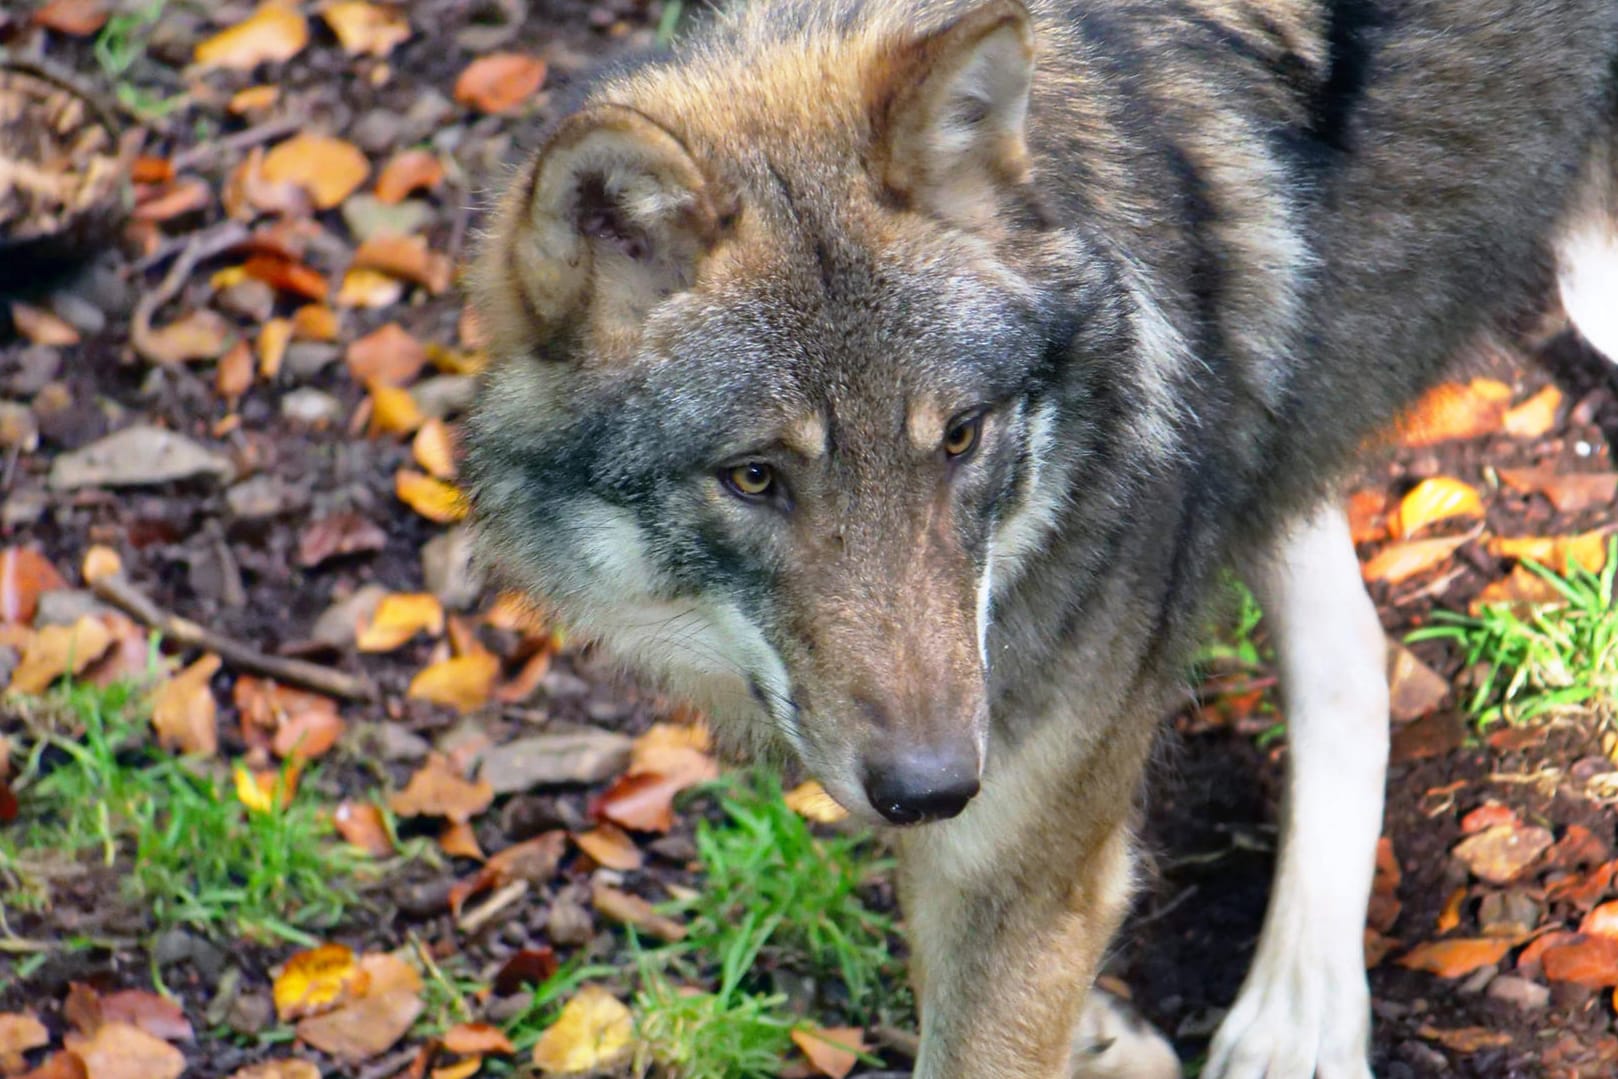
[170, 115, 301, 172]
[91, 572, 375, 701]
[129, 219, 249, 363]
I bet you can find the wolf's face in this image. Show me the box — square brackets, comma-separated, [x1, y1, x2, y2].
[468, 2, 1124, 823]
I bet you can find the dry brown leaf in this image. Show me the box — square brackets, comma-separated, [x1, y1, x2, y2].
[591, 882, 686, 943]
[1542, 935, 1618, 988]
[261, 134, 370, 210]
[16, 1050, 88, 1079]
[574, 824, 644, 871]
[442, 1023, 515, 1057]
[295, 512, 388, 568]
[592, 772, 683, 833]
[1581, 900, 1618, 939]
[10, 616, 114, 695]
[358, 952, 424, 997]
[356, 592, 445, 653]
[1395, 938, 1511, 978]
[455, 53, 547, 115]
[216, 340, 254, 403]
[411, 419, 457, 480]
[375, 149, 444, 204]
[391, 754, 494, 822]
[335, 268, 405, 309]
[1416, 1026, 1513, 1054]
[1435, 886, 1467, 934]
[1, 547, 69, 624]
[791, 1027, 866, 1079]
[1392, 477, 1483, 539]
[258, 318, 292, 378]
[351, 234, 452, 294]
[396, 470, 469, 523]
[347, 323, 426, 386]
[1471, 564, 1568, 615]
[1487, 531, 1610, 575]
[628, 721, 718, 791]
[97, 990, 192, 1043]
[368, 380, 426, 437]
[243, 255, 328, 303]
[321, 1, 411, 56]
[32, 0, 109, 36]
[1502, 385, 1563, 438]
[136, 309, 235, 365]
[224, 148, 313, 220]
[273, 943, 367, 1021]
[225, 1062, 320, 1079]
[151, 654, 221, 757]
[64, 1022, 185, 1079]
[1452, 823, 1553, 885]
[1394, 378, 1512, 447]
[11, 301, 80, 345]
[133, 178, 211, 223]
[228, 85, 281, 116]
[195, 3, 309, 69]
[426, 342, 488, 377]
[530, 986, 633, 1075]
[440, 819, 485, 860]
[448, 831, 567, 915]
[295, 989, 422, 1064]
[334, 801, 394, 858]
[432, 1059, 481, 1079]
[1345, 489, 1389, 545]
[271, 707, 344, 760]
[1359, 534, 1469, 585]
[0, 1011, 49, 1061]
[784, 780, 850, 824]
[292, 304, 339, 342]
[1497, 467, 1618, 515]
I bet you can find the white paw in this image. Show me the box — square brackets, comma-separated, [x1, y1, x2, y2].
[1071, 988, 1181, 1079]
[1203, 949, 1372, 1079]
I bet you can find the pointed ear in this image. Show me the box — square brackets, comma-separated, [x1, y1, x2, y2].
[490, 105, 730, 356]
[876, 1, 1036, 226]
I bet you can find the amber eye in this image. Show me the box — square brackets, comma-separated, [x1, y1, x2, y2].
[724, 462, 776, 499]
[943, 414, 983, 459]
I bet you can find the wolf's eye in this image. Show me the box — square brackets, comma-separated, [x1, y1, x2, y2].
[723, 462, 776, 500]
[943, 414, 983, 459]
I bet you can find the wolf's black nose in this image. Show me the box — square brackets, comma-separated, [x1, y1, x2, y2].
[863, 748, 981, 825]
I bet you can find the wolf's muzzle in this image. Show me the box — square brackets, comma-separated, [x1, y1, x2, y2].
[862, 743, 981, 825]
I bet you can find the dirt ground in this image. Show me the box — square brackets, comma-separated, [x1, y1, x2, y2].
[2, 1, 1617, 1076]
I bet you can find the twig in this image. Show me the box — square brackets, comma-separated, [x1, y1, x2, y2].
[872, 1026, 920, 1061]
[129, 220, 249, 362]
[91, 572, 375, 701]
[170, 115, 301, 172]
[0, 935, 136, 954]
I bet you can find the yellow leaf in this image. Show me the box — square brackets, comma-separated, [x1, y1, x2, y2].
[1394, 379, 1512, 447]
[151, 654, 221, 756]
[335, 268, 405, 309]
[1392, 477, 1483, 539]
[1488, 532, 1610, 575]
[1502, 385, 1563, 439]
[412, 418, 457, 479]
[81, 545, 122, 584]
[8, 615, 113, 695]
[261, 134, 370, 210]
[1360, 534, 1468, 585]
[292, 304, 339, 342]
[321, 1, 411, 56]
[531, 985, 633, 1075]
[431, 1059, 483, 1079]
[408, 653, 500, 714]
[272, 943, 366, 1021]
[396, 469, 469, 523]
[195, 3, 308, 69]
[356, 592, 445, 653]
[258, 317, 292, 378]
[369, 380, 425, 437]
[784, 780, 850, 824]
[228, 85, 281, 116]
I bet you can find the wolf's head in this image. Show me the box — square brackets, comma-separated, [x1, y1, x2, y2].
[467, 1, 1153, 825]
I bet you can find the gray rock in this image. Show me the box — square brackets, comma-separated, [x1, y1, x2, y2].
[282, 388, 344, 427]
[412, 375, 477, 419]
[395, 876, 454, 917]
[2, 345, 62, 396]
[547, 888, 596, 946]
[312, 583, 389, 648]
[35, 589, 113, 627]
[49, 425, 234, 489]
[226, 474, 307, 520]
[49, 290, 106, 337]
[1456, 966, 1496, 996]
[1477, 889, 1540, 939]
[352, 108, 407, 155]
[1487, 974, 1550, 1012]
[484, 991, 534, 1024]
[354, 719, 431, 763]
[402, 89, 455, 142]
[216, 278, 276, 323]
[225, 991, 273, 1037]
[422, 527, 484, 610]
[479, 731, 634, 794]
[284, 342, 342, 380]
[2, 488, 46, 529]
[341, 194, 433, 242]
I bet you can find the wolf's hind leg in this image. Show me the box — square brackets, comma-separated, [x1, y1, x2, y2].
[1558, 118, 1618, 362]
[1204, 505, 1387, 1079]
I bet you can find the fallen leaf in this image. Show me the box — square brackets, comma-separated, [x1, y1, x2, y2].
[438, 819, 484, 862]
[321, 1, 411, 56]
[396, 470, 469, 523]
[409, 653, 499, 716]
[592, 772, 682, 833]
[359, 952, 424, 997]
[11, 301, 80, 345]
[1, 547, 69, 624]
[1452, 823, 1553, 885]
[591, 882, 686, 942]
[64, 1023, 184, 1079]
[628, 721, 718, 789]
[234, 764, 301, 813]
[785, 780, 851, 823]
[1436, 886, 1467, 934]
[368, 380, 426, 436]
[1364, 929, 1399, 970]
[258, 318, 292, 378]
[296, 511, 388, 567]
[1487, 532, 1610, 574]
[98, 990, 192, 1043]
[272, 706, 344, 760]
[1395, 378, 1512, 447]
[81, 547, 122, 584]
[356, 592, 445, 652]
[195, 3, 308, 68]
[1502, 385, 1563, 439]
[391, 754, 494, 822]
[261, 134, 370, 210]
[224, 148, 312, 219]
[1497, 468, 1618, 515]
[456, 53, 547, 115]
[10, 616, 114, 695]
[296, 989, 422, 1064]
[375, 150, 444, 204]
[442, 1023, 515, 1057]
[1346, 489, 1389, 545]
[530, 986, 633, 1075]
[574, 824, 644, 871]
[292, 304, 339, 342]
[1460, 803, 1518, 834]
[32, 0, 109, 36]
[1542, 935, 1618, 988]
[1518, 930, 1584, 977]
[792, 1026, 866, 1079]
[136, 309, 235, 365]
[1386, 642, 1449, 723]
[1471, 564, 1567, 614]
[133, 178, 211, 223]
[412, 419, 457, 480]
[449, 832, 567, 915]
[335, 268, 405, 309]
[216, 340, 254, 403]
[351, 234, 452, 295]
[1583, 901, 1618, 939]
[16, 1051, 87, 1079]
[1360, 534, 1468, 585]
[228, 86, 281, 116]
[1395, 938, 1512, 978]
[1392, 477, 1483, 539]
[151, 654, 221, 756]
[1416, 1025, 1512, 1053]
[493, 948, 560, 995]
[273, 943, 367, 1021]
[346, 322, 426, 386]
[334, 801, 394, 857]
[432, 1059, 481, 1079]
[0, 1012, 49, 1063]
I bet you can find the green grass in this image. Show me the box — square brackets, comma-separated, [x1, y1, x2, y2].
[92, 0, 187, 121]
[1, 679, 366, 945]
[1194, 574, 1269, 675]
[1407, 540, 1618, 730]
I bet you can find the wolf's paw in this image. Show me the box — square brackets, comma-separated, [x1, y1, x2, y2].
[1070, 988, 1180, 1079]
[1203, 954, 1372, 1079]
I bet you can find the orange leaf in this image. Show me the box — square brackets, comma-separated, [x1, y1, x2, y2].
[448, 832, 567, 915]
[228, 85, 281, 116]
[412, 419, 457, 480]
[592, 772, 682, 833]
[1497, 467, 1618, 515]
[347, 323, 426, 385]
[1416, 1025, 1512, 1053]
[11, 301, 80, 345]
[628, 721, 718, 790]
[295, 989, 422, 1064]
[64, 1022, 184, 1079]
[455, 53, 547, 115]
[440, 819, 486, 860]
[1435, 887, 1467, 934]
[1345, 489, 1389, 545]
[369, 380, 426, 437]
[1394, 378, 1511, 447]
[1502, 385, 1563, 438]
[1542, 935, 1618, 988]
[216, 339, 255, 403]
[273, 943, 366, 1021]
[321, 1, 411, 56]
[356, 592, 445, 653]
[590, 882, 686, 942]
[0, 1012, 49, 1058]
[335, 268, 405, 309]
[1360, 534, 1468, 585]
[1392, 477, 1483, 539]
[243, 254, 328, 302]
[0, 547, 68, 624]
[785, 780, 850, 824]
[135, 309, 235, 365]
[375, 149, 444, 204]
[1487, 532, 1610, 575]
[442, 1022, 514, 1056]
[530, 986, 632, 1075]
[234, 763, 301, 813]
[32, 0, 109, 36]
[334, 801, 394, 858]
[574, 823, 644, 871]
[97, 990, 192, 1043]
[292, 304, 339, 342]
[10, 616, 114, 695]
[133, 178, 211, 223]
[391, 754, 494, 822]
[1581, 901, 1618, 939]
[261, 134, 370, 210]
[195, 3, 308, 69]
[1395, 938, 1511, 978]
[351, 234, 452, 294]
[271, 707, 344, 760]
[258, 317, 292, 378]
[151, 654, 221, 757]
[791, 1026, 866, 1079]
[396, 470, 469, 523]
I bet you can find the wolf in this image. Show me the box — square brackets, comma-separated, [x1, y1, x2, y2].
[463, 0, 1618, 1074]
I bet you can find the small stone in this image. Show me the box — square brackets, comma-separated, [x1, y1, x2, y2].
[342, 194, 434, 242]
[312, 584, 389, 648]
[2, 488, 46, 529]
[585, 696, 632, 723]
[1477, 889, 1540, 938]
[500, 794, 566, 840]
[1456, 966, 1496, 995]
[284, 342, 342, 380]
[421, 527, 484, 610]
[49, 424, 234, 489]
[1396, 1041, 1450, 1073]
[501, 920, 529, 947]
[402, 89, 455, 143]
[547, 890, 595, 946]
[412, 375, 477, 420]
[2, 345, 62, 396]
[203, 967, 243, 1028]
[351, 109, 406, 155]
[648, 835, 698, 863]
[226, 991, 273, 1037]
[1486, 975, 1550, 1012]
[216, 278, 276, 323]
[483, 991, 533, 1024]
[282, 388, 345, 427]
[354, 719, 431, 763]
[49, 290, 106, 336]
[226, 474, 307, 520]
[542, 669, 591, 698]
[479, 731, 634, 794]
[395, 876, 455, 917]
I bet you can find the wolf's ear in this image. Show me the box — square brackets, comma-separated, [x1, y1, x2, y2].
[502, 105, 728, 349]
[875, 1, 1035, 227]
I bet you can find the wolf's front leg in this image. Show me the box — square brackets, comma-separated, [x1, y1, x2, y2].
[1206, 505, 1388, 1079]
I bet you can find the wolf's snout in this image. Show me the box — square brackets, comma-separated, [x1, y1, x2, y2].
[862, 743, 981, 825]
